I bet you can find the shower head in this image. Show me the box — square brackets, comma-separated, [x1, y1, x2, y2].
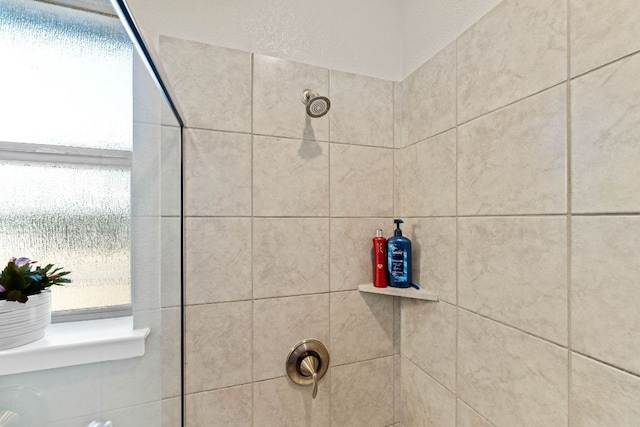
[301, 89, 331, 118]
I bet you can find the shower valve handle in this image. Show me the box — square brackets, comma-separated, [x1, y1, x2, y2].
[299, 355, 319, 399]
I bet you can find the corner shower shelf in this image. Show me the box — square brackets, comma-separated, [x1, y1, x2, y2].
[358, 284, 439, 301]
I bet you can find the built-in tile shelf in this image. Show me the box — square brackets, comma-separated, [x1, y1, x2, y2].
[358, 284, 439, 301]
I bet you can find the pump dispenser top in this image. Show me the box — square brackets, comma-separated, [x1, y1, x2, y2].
[393, 219, 404, 237]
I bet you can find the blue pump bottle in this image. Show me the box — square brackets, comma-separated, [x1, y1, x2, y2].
[387, 219, 412, 288]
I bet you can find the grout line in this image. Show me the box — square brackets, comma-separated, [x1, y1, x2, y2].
[457, 306, 569, 350]
[565, 1, 573, 425]
[402, 125, 456, 149]
[327, 71, 333, 425]
[328, 68, 331, 143]
[454, 36, 460, 425]
[331, 354, 396, 369]
[403, 356, 456, 398]
[185, 126, 253, 137]
[392, 82, 397, 217]
[183, 291, 336, 307]
[250, 51, 255, 427]
[393, 81, 402, 426]
[186, 381, 259, 396]
[571, 212, 640, 217]
[457, 396, 498, 427]
[456, 213, 568, 218]
[179, 125, 186, 427]
[456, 80, 568, 127]
[570, 48, 640, 80]
[183, 125, 396, 150]
[570, 350, 640, 380]
[182, 212, 640, 220]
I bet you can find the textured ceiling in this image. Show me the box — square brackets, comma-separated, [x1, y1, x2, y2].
[126, 0, 501, 81]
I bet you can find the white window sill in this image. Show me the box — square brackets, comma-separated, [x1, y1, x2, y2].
[0, 316, 150, 376]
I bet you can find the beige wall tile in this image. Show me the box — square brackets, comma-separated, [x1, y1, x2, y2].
[331, 357, 395, 427]
[159, 37, 251, 132]
[402, 300, 456, 392]
[253, 376, 330, 427]
[253, 54, 329, 140]
[403, 218, 457, 303]
[401, 129, 456, 217]
[572, 216, 640, 375]
[402, 43, 456, 146]
[394, 354, 402, 423]
[183, 129, 252, 216]
[458, 217, 567, 345]
[160, 126, 182, 217]
[393, 148, 402, 217]
[330, 70, 394, 147]
[132, 123, 160, 217]
[184, 217, 252, 304]
[457, 400, 493, 427]
[330, 291, 393, 365]
[184, 302, 252, 393]
[571, 54, 640, 213]
[131, 216, 161, 311]
[571, 353, 640, 427]
[402, 358, 456, 427]
[457, 310, 568, 427]
[570, 0, 640, 76]
[185, 385, 252, 427]
[457, 0, 566, 123]
[133, 51, 163, 126]
[133, 79, 179, 131]
[330, 217, 390, 291]
[330, 144, 394, 217]
[393, 81, 403, 149]
[253, 136, 329, 217]
[253, 218, 329, 298]
[162, 397, 181, 427]
[253, 294, 330, 381]
[394, 296, 401, 354]
[161, 308, 182, 399]
[458, 85, 567, 215]
[161, 217, 181, 308]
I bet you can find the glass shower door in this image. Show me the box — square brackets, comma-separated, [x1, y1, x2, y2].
[0, 0, 183, 425]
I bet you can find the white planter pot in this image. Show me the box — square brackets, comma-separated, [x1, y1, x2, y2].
[0, 291, 51, 350]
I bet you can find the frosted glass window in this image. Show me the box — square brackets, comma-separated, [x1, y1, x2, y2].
[0, 0, 132, 150]
[0, 1, 134, 312]
[0, 162, 131, 311]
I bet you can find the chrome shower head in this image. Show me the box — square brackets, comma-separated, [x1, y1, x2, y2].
[301, 89, 331, 118]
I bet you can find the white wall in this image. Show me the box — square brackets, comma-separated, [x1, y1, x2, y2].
[125, 0, 403, 81]
[126, 0, 501, 81]
[401, 0, 501, 78]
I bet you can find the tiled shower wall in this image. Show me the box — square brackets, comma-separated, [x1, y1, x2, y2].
[400, 0, 640, 426]
[158, 37, 403, 426]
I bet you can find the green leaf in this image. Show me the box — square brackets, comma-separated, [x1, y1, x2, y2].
[6, 290, 27, 303]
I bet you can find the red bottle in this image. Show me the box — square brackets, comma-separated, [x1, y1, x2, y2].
[372, 229, 388, 288]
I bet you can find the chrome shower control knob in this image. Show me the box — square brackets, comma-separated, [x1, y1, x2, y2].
[285, 339, 330, 399]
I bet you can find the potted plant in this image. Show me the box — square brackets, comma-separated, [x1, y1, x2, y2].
[0, 257, 71, 350]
